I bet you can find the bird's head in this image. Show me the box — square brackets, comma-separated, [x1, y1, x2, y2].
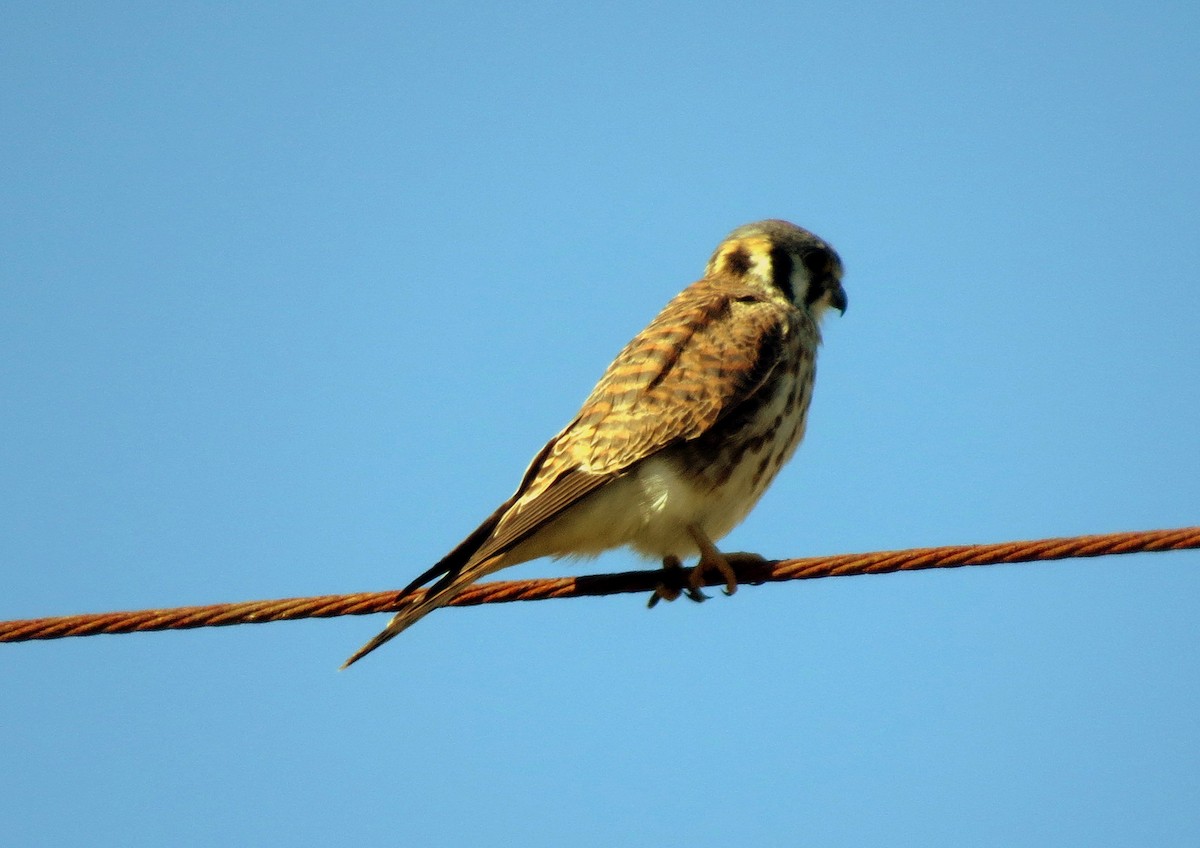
[705, 219, 847, 322]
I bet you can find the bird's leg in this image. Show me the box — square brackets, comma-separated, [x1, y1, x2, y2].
[686, 527, 763, 597]
[648, 555, 710, 608]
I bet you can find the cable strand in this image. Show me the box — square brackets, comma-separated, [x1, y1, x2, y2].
[2, 526, 1197, 644]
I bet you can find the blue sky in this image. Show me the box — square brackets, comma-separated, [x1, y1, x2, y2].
[3, 2, 1198, 845]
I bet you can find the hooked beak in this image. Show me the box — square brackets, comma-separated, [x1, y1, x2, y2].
[828, 282, 848, 315]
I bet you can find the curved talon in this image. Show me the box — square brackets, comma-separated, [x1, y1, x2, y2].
[689, 555, 737, 597]
[686, 527, 744, 597]
[649, 543, 758, 607]
[649, 556, 693, 608]
[720, 552, 768, 592]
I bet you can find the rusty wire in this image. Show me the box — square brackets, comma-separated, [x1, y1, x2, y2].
[2, 526, 1197, 645]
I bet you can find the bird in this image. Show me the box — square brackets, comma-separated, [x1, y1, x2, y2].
[342, 219, 846, 667]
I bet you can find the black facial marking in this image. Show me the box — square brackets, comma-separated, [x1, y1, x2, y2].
[768, 247, 794, 301]
[802, 247, 831, 307]
[725, 246, 752, 276]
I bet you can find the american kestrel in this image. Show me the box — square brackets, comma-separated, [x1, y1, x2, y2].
[343, 219, 846, 667]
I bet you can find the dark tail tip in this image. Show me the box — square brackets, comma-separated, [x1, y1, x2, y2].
[339, 625, 399, 670]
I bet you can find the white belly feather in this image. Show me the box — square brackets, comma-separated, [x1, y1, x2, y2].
[511, 368, 813, 564]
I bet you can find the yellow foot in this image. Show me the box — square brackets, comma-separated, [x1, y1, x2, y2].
[648, 555, 709, 608]
[687, 528, 767, 597]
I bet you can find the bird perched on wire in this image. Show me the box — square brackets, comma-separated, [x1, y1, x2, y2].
[342, 219, 846, 667]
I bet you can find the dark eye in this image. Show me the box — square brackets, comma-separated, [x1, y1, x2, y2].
[802, 247, 830, 276]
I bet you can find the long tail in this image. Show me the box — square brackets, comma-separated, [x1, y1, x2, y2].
[339, 554, 504, 668]
[339, 499, 514, 669]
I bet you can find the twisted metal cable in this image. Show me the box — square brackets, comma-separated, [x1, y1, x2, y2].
[2, 526, 1197, 644]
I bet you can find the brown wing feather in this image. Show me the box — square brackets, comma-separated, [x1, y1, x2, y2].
[341, 278, 791, 667]
[473, 277, 791, 562]
[564, 281, 788, 472]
